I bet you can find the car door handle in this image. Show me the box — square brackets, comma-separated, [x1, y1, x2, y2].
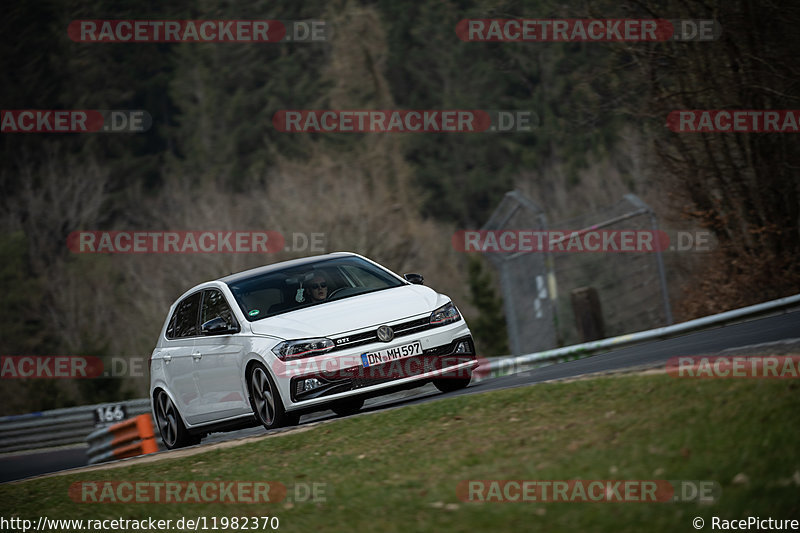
[162, 354, 172, 362]
[192, 352, 202, 360]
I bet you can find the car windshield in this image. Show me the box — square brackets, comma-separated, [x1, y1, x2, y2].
[226, 256, 406, 321]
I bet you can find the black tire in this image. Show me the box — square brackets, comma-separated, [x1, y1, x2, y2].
[248, 364, 293, 430]
[433, 372, 472, 393]
[331, 397, 365, 417]
[154, 389, 201, 449]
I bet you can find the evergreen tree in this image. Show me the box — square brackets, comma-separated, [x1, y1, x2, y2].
[466, 255, 509, 356]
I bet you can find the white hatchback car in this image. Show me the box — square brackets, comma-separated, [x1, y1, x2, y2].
[150, 252, 478, 448]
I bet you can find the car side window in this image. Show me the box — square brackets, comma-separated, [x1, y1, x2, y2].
[166, 292, 202, 339]
[201, 289, 237, 328]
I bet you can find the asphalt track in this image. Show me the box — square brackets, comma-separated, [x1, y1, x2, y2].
[2, 309, 798, 483]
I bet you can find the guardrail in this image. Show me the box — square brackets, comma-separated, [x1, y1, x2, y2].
[0, 399, 157, 454]
[86, 414, 158, 465]
[478, 292, 800, 378]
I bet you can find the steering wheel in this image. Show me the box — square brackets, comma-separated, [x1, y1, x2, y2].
[327, 287, 346, 299]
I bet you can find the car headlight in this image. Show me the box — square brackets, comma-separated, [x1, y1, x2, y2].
[430, 301, 461, 325]
[272, 338, 335, 360]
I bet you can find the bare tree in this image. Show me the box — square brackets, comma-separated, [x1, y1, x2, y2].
[612, 0, 800, 314]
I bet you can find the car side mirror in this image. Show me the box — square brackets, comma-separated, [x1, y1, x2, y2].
[201, 317, 239, 335]
[403, 273, 424, 285]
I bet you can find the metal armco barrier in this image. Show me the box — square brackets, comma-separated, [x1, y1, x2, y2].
[0, 399, 156, 454]
[478, 293, 800, 378]
[86, 414, 158, 465]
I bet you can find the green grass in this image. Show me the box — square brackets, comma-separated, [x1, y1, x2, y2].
[2, 373, 799, 532]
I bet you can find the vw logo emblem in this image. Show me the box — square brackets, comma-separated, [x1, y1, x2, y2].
[376, 325, 394, 343]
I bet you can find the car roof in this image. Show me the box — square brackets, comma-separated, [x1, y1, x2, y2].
[218, 251, 359, 284]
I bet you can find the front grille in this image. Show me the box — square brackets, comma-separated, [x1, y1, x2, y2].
[330, 316, 446, 352]
[330, 330, 376, 351]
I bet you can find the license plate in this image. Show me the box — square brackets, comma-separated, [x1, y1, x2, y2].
[361, 341, 422, 368]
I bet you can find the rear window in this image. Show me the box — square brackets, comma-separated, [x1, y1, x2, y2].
[226, 256, 404, 320]
[166, 291, 202, 339]
[201, 289, 238, 329]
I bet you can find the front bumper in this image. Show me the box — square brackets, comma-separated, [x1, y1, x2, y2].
[288, 335, 477, 405]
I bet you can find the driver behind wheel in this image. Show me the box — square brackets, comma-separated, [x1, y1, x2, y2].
[308, 273, 329, 302]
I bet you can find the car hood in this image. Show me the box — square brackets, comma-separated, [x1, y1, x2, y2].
[248, 284, 448, 339]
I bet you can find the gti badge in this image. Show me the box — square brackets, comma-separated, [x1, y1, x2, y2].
[376, 325, 394, 343]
